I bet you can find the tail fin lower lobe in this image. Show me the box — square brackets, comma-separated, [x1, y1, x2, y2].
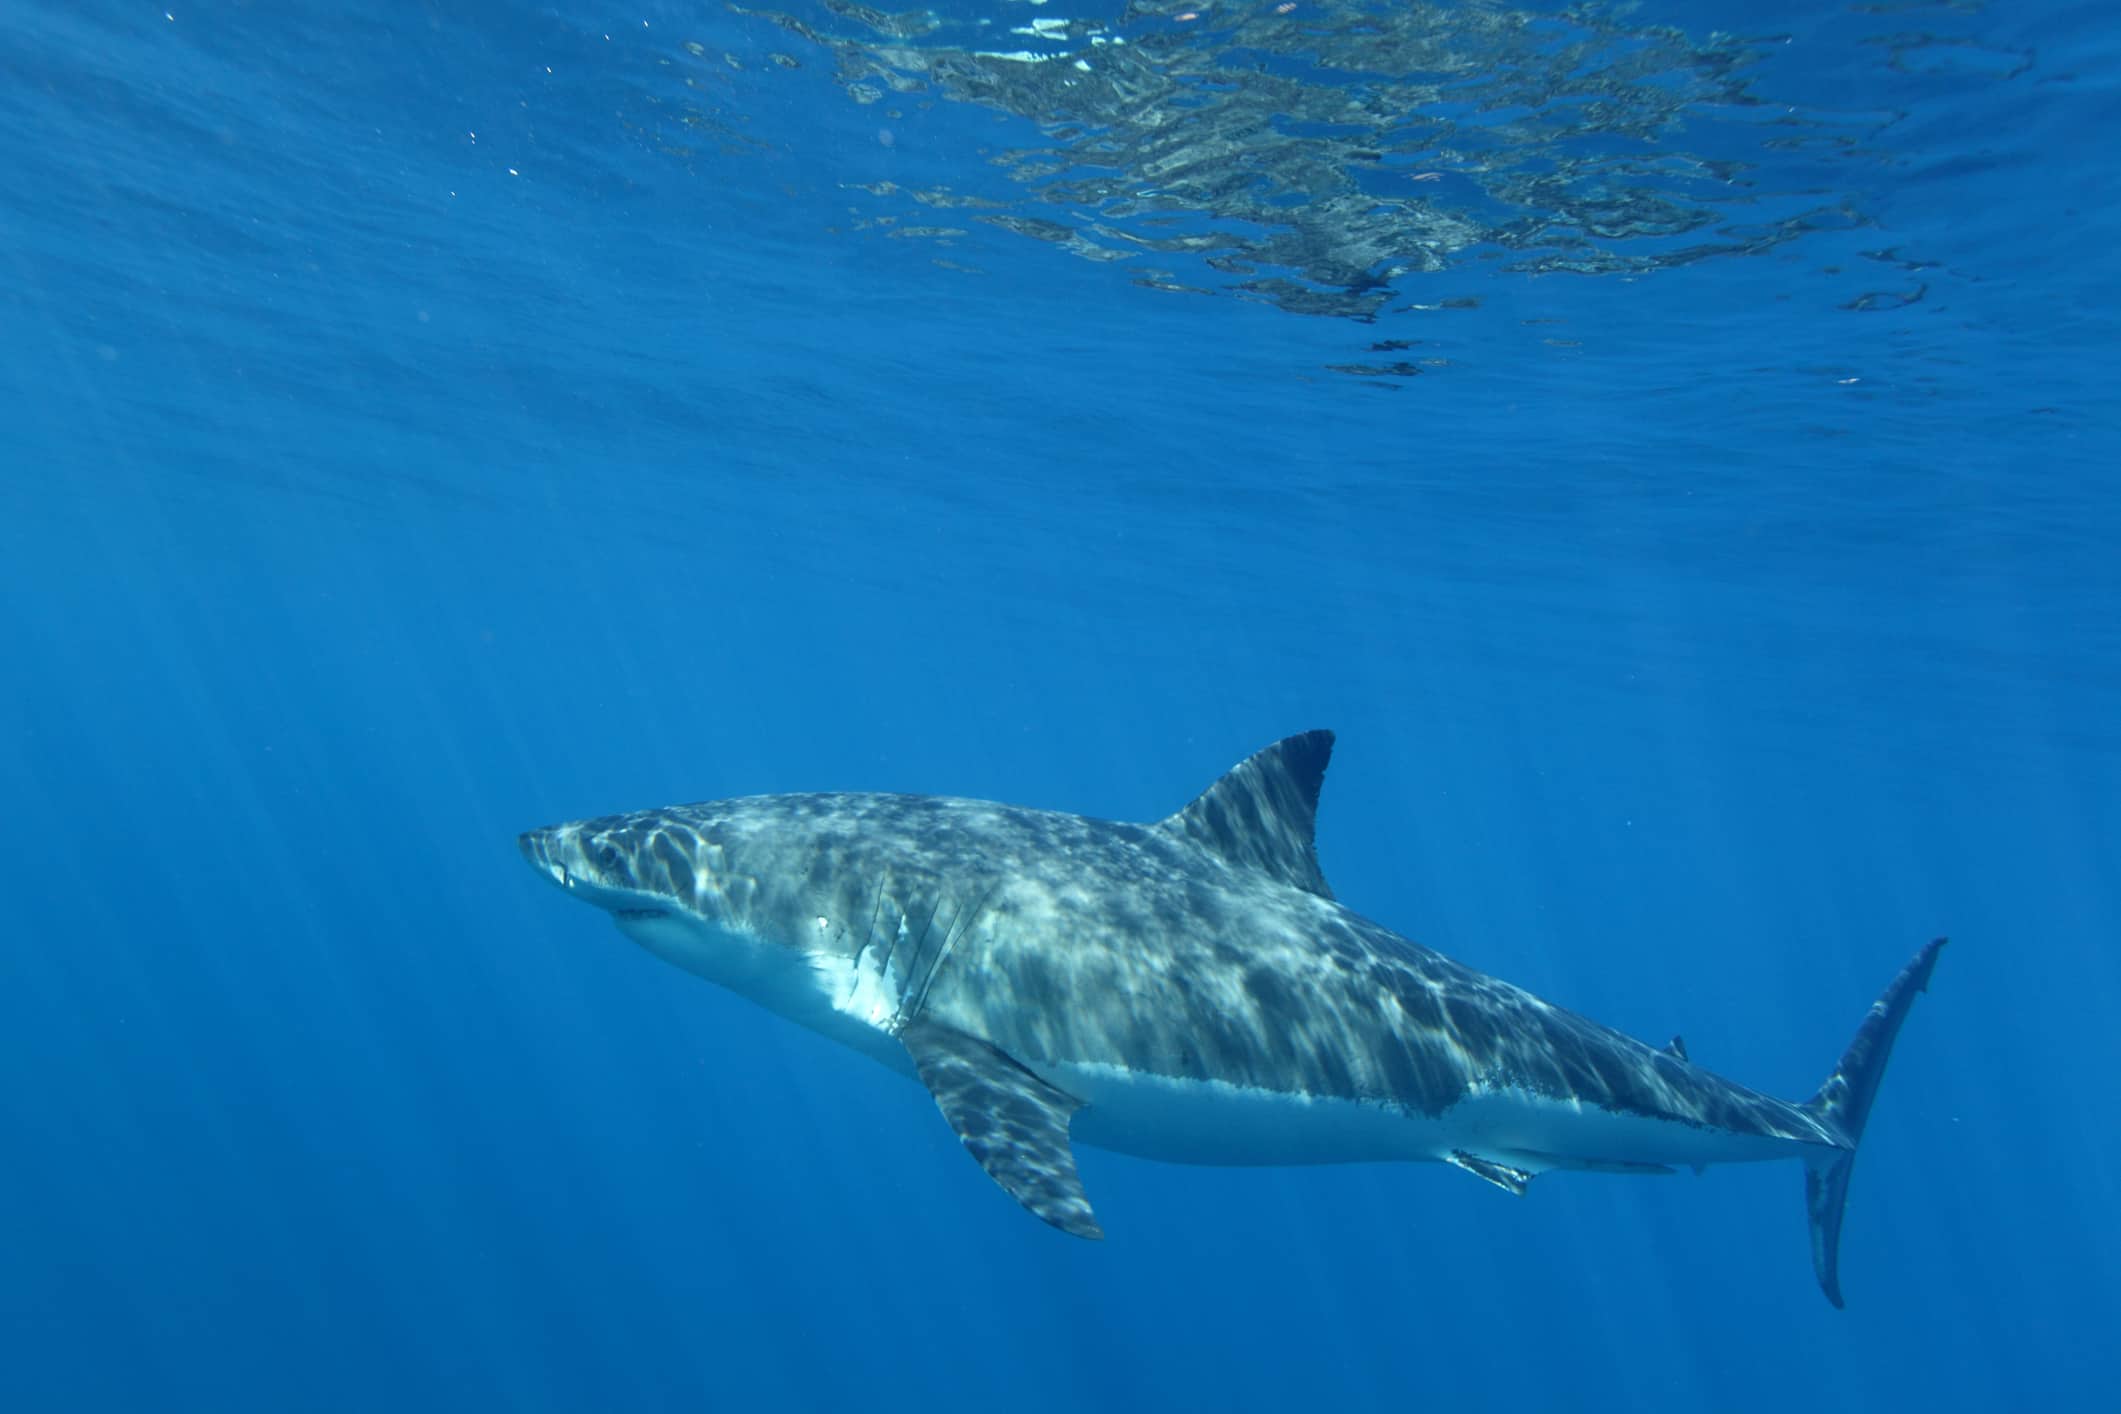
[1800, 937, 1947, 1308]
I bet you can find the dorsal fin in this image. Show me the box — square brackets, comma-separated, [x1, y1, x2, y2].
[1663, 1034, 1689, 1061]
[1159, 731, 1335, 898]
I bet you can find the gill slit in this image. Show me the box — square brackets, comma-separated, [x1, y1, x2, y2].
[876, 878, 921, 988]
[852, 875, 887, 975]
[887, 892, 945, 1029]
[907, 882, 997, 1024]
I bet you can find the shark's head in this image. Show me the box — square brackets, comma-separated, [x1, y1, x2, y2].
[517, 802, 865, 1010]
[518, 807, 762, 924]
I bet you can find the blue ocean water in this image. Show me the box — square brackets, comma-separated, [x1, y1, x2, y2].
[3, 0, 2117, 1408]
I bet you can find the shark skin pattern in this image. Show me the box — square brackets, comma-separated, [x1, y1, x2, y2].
[519, 732, 1943, 1306]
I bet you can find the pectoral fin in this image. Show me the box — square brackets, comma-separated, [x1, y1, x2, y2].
[899, 1019, 1103, 1239]
[1447, 1149, 1534, 1196]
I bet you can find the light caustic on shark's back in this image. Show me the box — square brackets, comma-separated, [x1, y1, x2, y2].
[519, 731, 1943, 1307]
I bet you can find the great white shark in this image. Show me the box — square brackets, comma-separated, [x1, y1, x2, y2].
[519, 731, 1941, 1306]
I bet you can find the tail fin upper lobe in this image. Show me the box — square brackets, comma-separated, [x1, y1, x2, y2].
[1800, 937, 1947, 1308]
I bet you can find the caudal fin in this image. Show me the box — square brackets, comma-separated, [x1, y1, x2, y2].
[1800, 937, 1947, 1308]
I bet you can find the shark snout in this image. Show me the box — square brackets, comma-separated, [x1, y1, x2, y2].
[518, 824, 598, 891]
[517, 826, 564, 879]
[517, 821, 650, 904]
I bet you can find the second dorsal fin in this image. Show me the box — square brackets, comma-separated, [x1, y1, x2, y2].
[1159, 731, 1335, 898]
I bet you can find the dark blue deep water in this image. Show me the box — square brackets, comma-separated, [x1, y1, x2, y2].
[4, 2, 2117, 1409]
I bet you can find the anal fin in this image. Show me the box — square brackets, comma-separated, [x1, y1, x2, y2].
[1446, 1150, 1534, 1196]
[900, 1019, 1103, 1239]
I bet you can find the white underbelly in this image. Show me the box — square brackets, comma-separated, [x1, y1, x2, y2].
[1043, 1061, 1812, 1172]
[618, 913, 913, 1072]
[615, 915, 1810, 1175]
[1048, 1060, 1439, 1166]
